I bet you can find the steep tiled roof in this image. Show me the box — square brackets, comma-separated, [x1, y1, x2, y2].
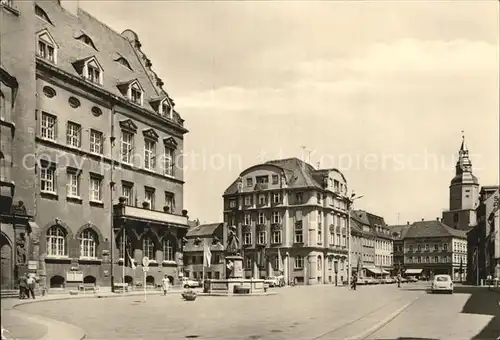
[388, 225, 410, 240]
[265, 158, 321, 188]
[34, 1, 185, 129]
[404, 220, 467, 239]
[186, 223, 222, 237]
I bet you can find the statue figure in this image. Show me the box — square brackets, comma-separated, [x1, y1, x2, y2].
[16, 234, 27, 265]
[236, 176, 243, 192]
[226, 225, 240, 256]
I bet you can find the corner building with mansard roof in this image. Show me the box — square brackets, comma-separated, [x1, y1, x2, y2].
[0, 0, 189, 290]
[223, 158, 351, 285]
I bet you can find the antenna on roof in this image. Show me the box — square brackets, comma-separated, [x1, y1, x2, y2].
[317, 161, 320, 169]
[307, 149, 312, 164]
[397, 213, 400, 225]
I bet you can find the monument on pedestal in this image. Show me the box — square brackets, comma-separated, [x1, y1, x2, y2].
[225, 225, 243, 279]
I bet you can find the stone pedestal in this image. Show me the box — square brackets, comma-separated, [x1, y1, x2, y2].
[226, 255, 243, 279]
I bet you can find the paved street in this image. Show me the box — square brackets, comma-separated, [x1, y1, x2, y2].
[4, 283, 499, 340]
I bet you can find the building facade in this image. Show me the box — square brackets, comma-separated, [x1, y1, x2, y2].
[1, 0, 189, 290]
[403, 219, 467, 280]
[222, 158, 351, 285]
[467, 186, 499, 284]
[388, 222, 410, 274]
[442, 136, 479, 231]
[350, 210, 392, 277]
[183, 223, 225, 281]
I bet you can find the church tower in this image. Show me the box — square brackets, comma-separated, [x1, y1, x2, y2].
[442, 133, 480, 230]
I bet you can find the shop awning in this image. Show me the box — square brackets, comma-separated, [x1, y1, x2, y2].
[365, 267, 389, 275]
[405, 268, 423, 275]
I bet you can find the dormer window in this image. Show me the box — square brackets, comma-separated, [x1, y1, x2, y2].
[76, 34, 98, 51]
[161, 101, 172, 119]
[36, 29, 57, 64]
[82, 57, 103, 85]
[35, 5, 53, 24]
[116, 57, 132, 71]
[117, 79, 144, 106]
[131, 87, 142, 104]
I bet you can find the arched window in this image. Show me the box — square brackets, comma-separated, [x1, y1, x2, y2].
[143, 235, 155, 260]
[163, 238, 175, 262]
[80, 228, 97, 258]
[117, 230, 133, 259]
[46, 226, 66, 256]
[317, 255, 322, 271]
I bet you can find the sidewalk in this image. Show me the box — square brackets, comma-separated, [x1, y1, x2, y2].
[1, 288, 182, 340]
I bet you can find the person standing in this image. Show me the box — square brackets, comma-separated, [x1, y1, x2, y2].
[162, 275, 170, 296]
[351, 273, 357, 290]
[26, 273, 36, 299]
[397, 273, 401, 288]
[18, 275, 27, 299]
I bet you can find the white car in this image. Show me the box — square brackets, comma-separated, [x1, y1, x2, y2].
[264, 276, 280, 287]
[431, 274, 453, 294]
[182, 278, 200, 288]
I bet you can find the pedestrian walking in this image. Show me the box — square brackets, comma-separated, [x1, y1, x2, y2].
[397, 273, 401, 288]
[351, 273, 357, 290]
[18, 275, 27, 299]
[26, 273, 36, 299]
[162, 275, 170, 296]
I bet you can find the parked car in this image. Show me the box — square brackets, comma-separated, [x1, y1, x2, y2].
[356, 277, 367, 285]
[182, 277, 200, 288]
[264, 276, 280, 287]
[401, 277, 408, 283]
[366, 277, 377, 285]
[407, 276, 419, 283]
[431, 274, 453, 294]
[383, 277, 394, 284]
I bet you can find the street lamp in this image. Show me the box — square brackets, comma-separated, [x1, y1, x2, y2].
[347, 193, 363, 288]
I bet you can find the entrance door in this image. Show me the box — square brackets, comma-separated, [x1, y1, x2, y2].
[0, 234, 13, 289]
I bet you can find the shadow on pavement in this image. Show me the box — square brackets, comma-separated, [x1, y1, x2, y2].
[454, 286, 500, 340]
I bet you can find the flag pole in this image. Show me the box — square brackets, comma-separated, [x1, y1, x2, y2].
[202, 240, 206, 282]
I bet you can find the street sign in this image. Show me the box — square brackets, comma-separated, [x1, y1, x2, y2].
[142, 267, 149, 272]
[142, 257, 150, 267]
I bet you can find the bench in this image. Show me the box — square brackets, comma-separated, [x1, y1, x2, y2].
[78, 283, 99, 294]
[113, 283, 129, 293]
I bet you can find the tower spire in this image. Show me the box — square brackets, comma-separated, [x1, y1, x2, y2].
[460, 130, 467, 152]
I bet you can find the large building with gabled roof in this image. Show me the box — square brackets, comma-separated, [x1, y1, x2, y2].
[222, 157, 352, 285]
[1, 0, 189, 290]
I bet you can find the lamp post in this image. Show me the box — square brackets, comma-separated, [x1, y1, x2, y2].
[334, 260, 338, 286]
[109, 107, 116, 293]
[347, 193, 363, 288]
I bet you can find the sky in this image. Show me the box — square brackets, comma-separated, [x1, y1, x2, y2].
[80, 0, 499, 226]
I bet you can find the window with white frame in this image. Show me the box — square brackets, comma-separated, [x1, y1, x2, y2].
[317, 227, 322, 244]
[37, 31, 56, 63]
[163, 147, 174, 176]
[295, 222, 303, 243]
[87, 62, 101, 85]
[329, 231, 334, 245]
[144, 139, 156, 170]
[164, 192, 174, 213]
[130, 85, 142, 105]
[245, 256, 252, 269]
[161, 101, 172, 119]
[122, 183, 133, 205]
[118, 231, 132, 259]
[272, 174, 279, 184]
[46, 225, 66, 257]
[443, 243, 448, 251]
[272, 229, 282, 244]
[258, 212, 266, 225]
[258, 231, 266, 244]
[246, 178, 253, 187]
[273, 192, 281, 203]
[143, 235, 155, 260]
[145, 188, 155, 210]
[121, 131, 134, 164]
[272, 211, 281, 224]
[244, 213, 251, 225]
[66, 170, 80, 197]
[40, 164, 55, 193]
[66, 121, 81, 148]
[244, 195, 252, 206]
[89, 176, 102, 202]
[243, 232, 252, 245]
[40, 112, 56, 140]
[274, 256, 280, 270]
[336, 233, 341, 246]
[258, 194, 266, 205]
[163, 238, 174, 261]
[89, 129, 103, 154]
[295, 255, 303, 269]
[80, 229, 96, 258]
[229, 199, 236, 208]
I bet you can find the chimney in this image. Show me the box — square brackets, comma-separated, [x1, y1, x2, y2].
[406, 221, 409, 226]
[436, 217, 439, 221]
[59, 0, 79, 16]
[421, 218, 424, 221]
